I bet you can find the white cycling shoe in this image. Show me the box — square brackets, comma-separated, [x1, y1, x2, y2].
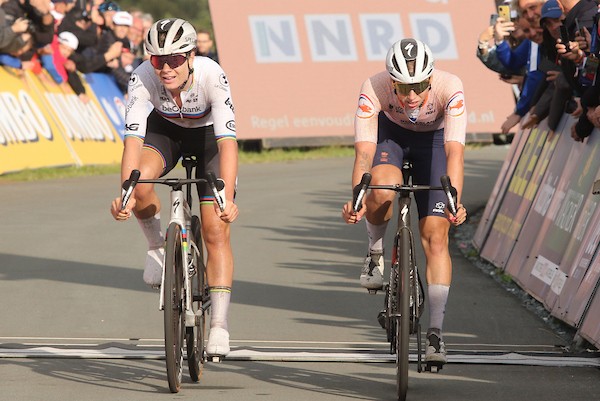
[206, 327, 230, 357]
[143, 248, 164, 288]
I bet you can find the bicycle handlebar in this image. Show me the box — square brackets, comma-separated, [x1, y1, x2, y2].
[120, 169, 226, 212]
[351, 173, 459, 216]
[120, 170, 140, 211]
[352, 173, 372, 212]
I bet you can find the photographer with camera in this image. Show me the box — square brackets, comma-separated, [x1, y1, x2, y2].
[2, 0, 55, 50]
[0, 0, 31, 55]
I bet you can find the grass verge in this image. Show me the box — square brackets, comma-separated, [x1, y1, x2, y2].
[0, 146, 355, 183]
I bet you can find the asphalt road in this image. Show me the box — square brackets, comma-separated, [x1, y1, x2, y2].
[1, 145, 599, 401]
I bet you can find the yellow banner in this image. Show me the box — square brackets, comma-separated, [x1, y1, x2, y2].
[0, 67, 123, 175]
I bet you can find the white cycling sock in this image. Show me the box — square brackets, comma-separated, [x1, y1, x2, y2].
[137, 213, 164, 249]
[366, 219, 388, 253]
[428, 284, 450, 332]
[209, 287, 231, 331]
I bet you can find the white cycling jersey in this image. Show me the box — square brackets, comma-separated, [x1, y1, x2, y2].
[354, 69, 467, 144]
[124, 56, 236, 142]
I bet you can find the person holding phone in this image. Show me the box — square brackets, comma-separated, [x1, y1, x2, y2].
[553, 0, 598, 142]
[494, 4, 545, 135]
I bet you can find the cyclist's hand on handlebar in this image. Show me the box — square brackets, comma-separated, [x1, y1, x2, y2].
[215, 199, 238, 223]
[446, 203, 467, 226]
[110, 196, 136, 221]
[342, 200, 366, 224]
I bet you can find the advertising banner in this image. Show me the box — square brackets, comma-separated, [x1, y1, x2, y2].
[209, 0, 516, 141]
[0, 67, 75, 174]
[472, 129, 528, 250]
[25, 70, 123, 166]
[540, 134, 600, 312]
[85, 73, 126, 140]
[479, 124, 549, 267]
[503, 127, 575, 290]
[554, 195, 600, 326]
[578, 270, 600, 349]
[505, 120, 600, 304]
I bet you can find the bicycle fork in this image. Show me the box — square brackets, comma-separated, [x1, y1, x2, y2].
[158, 189, 202, 328]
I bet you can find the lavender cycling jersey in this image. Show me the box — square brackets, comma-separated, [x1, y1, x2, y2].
[124, 56, 236, 143]
[354, 69, 467, 144]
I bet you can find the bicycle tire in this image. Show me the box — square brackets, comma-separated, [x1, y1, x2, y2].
[164, 222, 185, 393]
[396, 228, 411, 401]
[186, 215, 206, 382]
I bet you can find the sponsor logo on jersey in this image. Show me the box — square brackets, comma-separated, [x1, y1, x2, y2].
[225, 98, 235, 112]
[447, 92, 465, 118]
[356, 94, 375, 119]
[128, 73, 139, 86]
[226, 120, 236, 132]
[432, 201, 445, 214]
[219, 73, 229, 87]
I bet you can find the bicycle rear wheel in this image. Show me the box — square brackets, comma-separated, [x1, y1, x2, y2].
[164, 222, 185, 393]
[396, 229, 411, 401]
[186, 215, 206, 382]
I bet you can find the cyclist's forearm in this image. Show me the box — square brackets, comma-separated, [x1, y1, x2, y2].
[445, 142, 464, 203]
[352, 141, 376, 186]
[120, 137, 144, 183]
[217, 139, 239, 200]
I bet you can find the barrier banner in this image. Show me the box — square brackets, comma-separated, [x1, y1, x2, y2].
[554, 191, 600, 326]
[85, 73, 126, 140]
[578, 265, 600, 348]
[479, 124, 549, 267]
[472, 128, 528, 250]
[31, 71, 123, 165]
[502, 125, 575, 291]
[209, 0, 516, 140]
[0, 67, 75, 174]
[541, 134, 600, 313]
[507, 121, 600, 305]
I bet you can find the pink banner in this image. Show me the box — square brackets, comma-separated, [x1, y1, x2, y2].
[506, 118, 600, 305]
[503, 122, 576, 293]
[479, 125, 549, 267]
[472, 129, 528, 250]
[555, 196, 600, 326]
[209, 0, 516, 140]
[578, 266, 600, 348]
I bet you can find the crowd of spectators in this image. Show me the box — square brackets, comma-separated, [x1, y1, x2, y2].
[0, 0, 220, 103]
[477, 0, 600, 143]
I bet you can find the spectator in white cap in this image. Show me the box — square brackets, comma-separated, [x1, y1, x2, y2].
[112, 10, 132, 27]
[58, 30, 78, 51]
[45, 30, 89, 103]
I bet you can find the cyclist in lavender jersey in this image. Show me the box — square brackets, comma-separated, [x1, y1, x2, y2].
[342, 38, 468, 366]
[110, 18, 237, 358]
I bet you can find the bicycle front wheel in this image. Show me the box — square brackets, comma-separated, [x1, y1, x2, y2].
[186, 215, 206, 382]
[164, 222, 185, 393]
[396, 229, 411, 401]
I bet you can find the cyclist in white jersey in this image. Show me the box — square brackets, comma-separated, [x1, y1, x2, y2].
[110, 18, 238, 357]
[342, 38, 468, 365]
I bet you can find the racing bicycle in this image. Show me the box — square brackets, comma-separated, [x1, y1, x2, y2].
[121, 156, 225, 393]
[352, 161, 458, 401]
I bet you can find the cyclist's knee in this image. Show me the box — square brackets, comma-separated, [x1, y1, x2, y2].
[202, 221, 231, 248]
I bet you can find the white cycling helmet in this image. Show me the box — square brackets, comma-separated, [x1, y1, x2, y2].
[145, 18, 197, 55]
[386, 38, 434, 84]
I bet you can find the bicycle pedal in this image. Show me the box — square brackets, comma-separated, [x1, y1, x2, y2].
[209, 356, 224, 363]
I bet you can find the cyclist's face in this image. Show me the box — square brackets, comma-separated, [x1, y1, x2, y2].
[152, 53, 193, 90]
[393, 79, 430, 107]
